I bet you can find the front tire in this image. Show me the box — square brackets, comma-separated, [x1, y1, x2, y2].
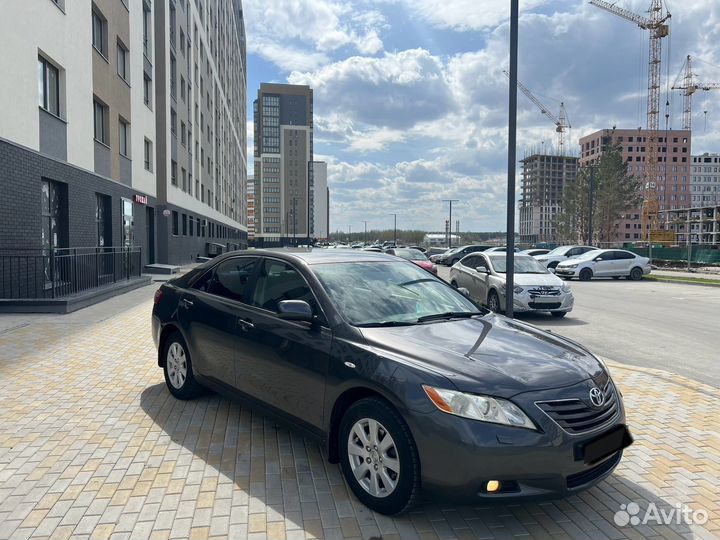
[579, 268, 593, 281]
[163, 332, 203, 400]
[449, 280, 458, 288]
[339, 398, 420, 515]
[487, 290, 501, 312]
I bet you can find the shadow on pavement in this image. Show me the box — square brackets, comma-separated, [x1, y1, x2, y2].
[140, 382, 699, 539]
[515, 312, 590, 327]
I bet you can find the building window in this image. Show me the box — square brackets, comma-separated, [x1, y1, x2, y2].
[121, 198, 134, 247]
[172, 211, 179, 235]
[41, 179, 68, 251]
[182, 213, 187, 235]
[169, 2, 176, 48]
[144, 138, 153, 171]
[143, 2, 151, 58]
[180, 76, 185, 101]
[38, 56, 60, 117]
[92, 9, 107, 57]
[143, 75, 152, 108]
[189, 215, 194, 236]
[181, 167, 187, 191]
[96, 193, 111, 247]
[117, 41, 129, 81]
[171, 160, 177, 185]
[118, 119, 130, 157]
[171, 108, 177, 136]
[180, 121, 186, 145]
[93, 99, 109, 144]
[170, 53, 176, 99]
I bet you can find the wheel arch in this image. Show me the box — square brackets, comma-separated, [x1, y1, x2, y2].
[327, 386, 390, 463]
[157, 323, 184, 367]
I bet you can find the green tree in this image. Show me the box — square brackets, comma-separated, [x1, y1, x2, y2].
[555, 144, 643, 245]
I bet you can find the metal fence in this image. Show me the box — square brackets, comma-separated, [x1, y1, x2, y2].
[626, 246, 720, 265]
[0, 247, 142, 299]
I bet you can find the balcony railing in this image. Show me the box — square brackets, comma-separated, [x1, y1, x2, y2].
[0, 247, 142, 300]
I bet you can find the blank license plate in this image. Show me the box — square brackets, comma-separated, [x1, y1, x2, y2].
[582, 425, 633, 465]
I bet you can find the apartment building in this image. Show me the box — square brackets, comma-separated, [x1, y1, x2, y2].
[311, 161, 329, 241]
[519, 153, 578, 244]
[691, 153, 720, 207]
[0, 0, 246, 269]
[579, 128, 692, 243]
[252, 83, 314, 247]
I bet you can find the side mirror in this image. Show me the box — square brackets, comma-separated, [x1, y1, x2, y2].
[594, 257, 603, 262]
[457, 287, 471, 297]
[277, 300, 314, 323]
[475, 266, 488, 274]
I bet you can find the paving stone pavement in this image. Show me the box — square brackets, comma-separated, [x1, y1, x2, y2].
[0, 286, 718, 540]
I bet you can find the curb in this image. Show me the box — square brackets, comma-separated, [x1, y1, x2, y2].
[644, 276, 720, 287]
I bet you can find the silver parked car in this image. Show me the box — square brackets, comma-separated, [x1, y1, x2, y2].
[449, 253, 574, 317]
[535, 245, 598, 270]
[555, 249, 651, 281]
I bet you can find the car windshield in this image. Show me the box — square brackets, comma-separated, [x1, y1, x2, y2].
[394, 249, 428, 261]
[488, 256, 548, 274]
[547, 246, 571, 256]
[312, 261, 480, 326]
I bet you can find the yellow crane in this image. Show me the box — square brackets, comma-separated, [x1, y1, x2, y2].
[590, 0, 671, 240]
[672, 55, 720, 131]
[502, 70, 570, 155]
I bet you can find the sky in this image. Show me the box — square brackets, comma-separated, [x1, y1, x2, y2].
[242, 0, 720, 233]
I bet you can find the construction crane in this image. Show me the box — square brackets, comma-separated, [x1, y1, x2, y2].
[672, 55, 720, 131]
[502, 70, 570, 155]
[590, 0, 671, 240]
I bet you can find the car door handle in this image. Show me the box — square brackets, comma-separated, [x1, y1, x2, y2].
[181, 298, 194, 308]
[238, 318, 254, 329]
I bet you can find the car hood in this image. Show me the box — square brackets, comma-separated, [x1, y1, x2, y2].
[359, 314, 602, 398]
[557, 257, 590, 267]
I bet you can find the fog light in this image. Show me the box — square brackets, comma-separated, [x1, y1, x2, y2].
[486, 480, 501, 493]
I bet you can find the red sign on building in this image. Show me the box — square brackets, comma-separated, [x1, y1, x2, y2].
[134, 194, 148, 205]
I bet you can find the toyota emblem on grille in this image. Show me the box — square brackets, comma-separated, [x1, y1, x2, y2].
[589, 387, 605, 407]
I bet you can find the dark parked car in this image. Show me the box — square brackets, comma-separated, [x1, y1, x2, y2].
[152, 250, 632, 515]
[437, 245, 492, 266]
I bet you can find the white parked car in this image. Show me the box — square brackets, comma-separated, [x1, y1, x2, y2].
[535, 245, 598, 270]
[449, 253, 574, 317]
[555, 249, 651, 281]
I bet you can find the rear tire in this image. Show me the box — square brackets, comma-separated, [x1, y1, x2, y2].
[339, 398, 420, 515]
[629, 267, 643, 281]
[163, 332, 203, 400]
[579, 268, 593, 281]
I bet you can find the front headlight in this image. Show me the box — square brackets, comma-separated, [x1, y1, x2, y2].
[562, 264, 578, 269]
[423, 386, 537, 429]
[561, 283, 571, 292]
[499, 285, 524, 294]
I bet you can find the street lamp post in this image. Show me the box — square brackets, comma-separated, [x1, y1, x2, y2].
[587, 165, 596, 246]
[443, 199, 459, 249]
[505, 0, 519, 318]
[362, 221, 368, 245]
[389, 214, 397, 245]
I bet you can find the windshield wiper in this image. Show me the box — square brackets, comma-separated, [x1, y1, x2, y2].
[417, 311, 484, 323]
[356, 321, 417, 328]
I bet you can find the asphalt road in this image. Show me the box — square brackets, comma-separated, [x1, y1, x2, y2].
[436, 266, 720, 388]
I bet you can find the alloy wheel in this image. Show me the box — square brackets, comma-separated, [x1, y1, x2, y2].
[347, 418, 400, 498]
[488, 292, 500, 312]
[166, 342, 187, 389]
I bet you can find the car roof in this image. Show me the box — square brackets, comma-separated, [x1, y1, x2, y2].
[212, 248, 400, 265]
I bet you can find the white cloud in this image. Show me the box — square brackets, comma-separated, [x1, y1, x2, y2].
[403, 0, 549, 31]
[243, 0, 387, 71]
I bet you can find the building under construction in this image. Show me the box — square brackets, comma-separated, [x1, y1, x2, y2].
[662, 204, 720, 245]
[519, 151, 578, 245]
[579, 128, 692, 243]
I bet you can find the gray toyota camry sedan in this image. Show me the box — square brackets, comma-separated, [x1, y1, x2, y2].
[151, 250, 632, 515]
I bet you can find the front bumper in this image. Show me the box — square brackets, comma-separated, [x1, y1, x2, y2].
[555, 266, 579, 277]
[403, 379, 629, 502]
[499, 290, 574, 313]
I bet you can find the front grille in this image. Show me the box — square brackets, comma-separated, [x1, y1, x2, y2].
[528, 287, 561, 296]
[566, 450, 622, 489]
[536, 380, 618, 434]
[528, 302, 562, 309]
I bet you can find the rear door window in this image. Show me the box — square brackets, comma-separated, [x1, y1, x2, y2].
[193, 257, 259, 303]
